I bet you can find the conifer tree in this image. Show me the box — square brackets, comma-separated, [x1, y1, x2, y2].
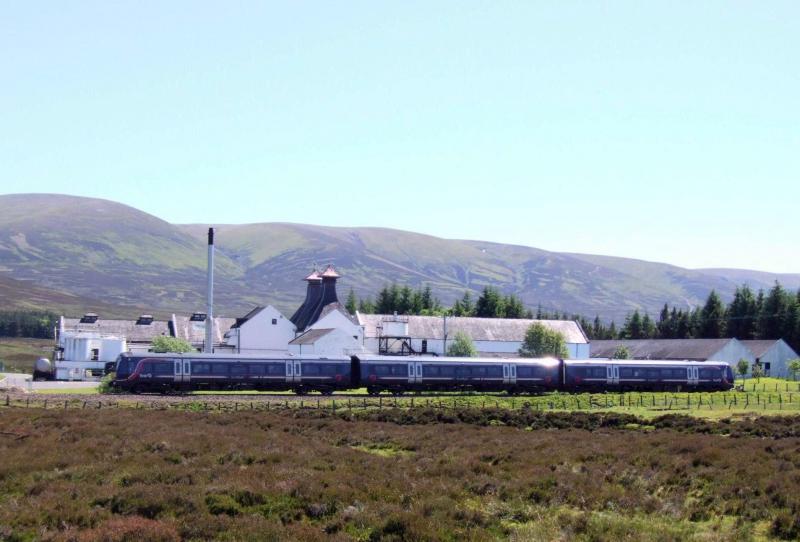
[345, 288, 358, 315]
[726, 285, 758, 339]
[700, 290, 726, 338]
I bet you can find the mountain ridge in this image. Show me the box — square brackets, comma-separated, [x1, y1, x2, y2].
[1, 194, 798, 319]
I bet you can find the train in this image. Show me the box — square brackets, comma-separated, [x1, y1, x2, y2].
[112, 352, 735, 394]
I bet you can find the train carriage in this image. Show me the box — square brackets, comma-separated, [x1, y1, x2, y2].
[357, 356, 560, 395]
[563, 360, 734, 392]
[113, 352, 352, 393]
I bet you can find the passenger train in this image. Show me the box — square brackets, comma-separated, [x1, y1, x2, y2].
[112, 353, 734, 394]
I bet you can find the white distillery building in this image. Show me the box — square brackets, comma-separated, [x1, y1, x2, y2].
[589, 338, 755, 366]
[740, 340, 800, 378]
[222, 306, 296, 354]
[357, 313, 591, 358]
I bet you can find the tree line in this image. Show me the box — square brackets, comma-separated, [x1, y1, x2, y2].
[347, 285, 532, 319]
[607, 283, 800, 350]
[0, 310, 59, 339]
[347, 281, 800, 352]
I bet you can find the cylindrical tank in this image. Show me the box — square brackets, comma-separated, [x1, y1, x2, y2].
[99, 338, 126, 361]
[33, 358, 53, 380]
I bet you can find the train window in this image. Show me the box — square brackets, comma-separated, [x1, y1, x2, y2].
[211, 363, 228, 375]
[193, 363, 211, 374]
[387, 365, 404, 376]
[619, 368, 633, 378]
[319, 364, 338, 376]
[699, 368, 719, 379]
[439, 366, 456, 377]
[230, 364, 246, 376]
[423, 365, 439, 377]
[304, 364, 320, 376]
[249, 364, 265, 375]
[487, 366, 503, 377]
[152, 363, 172, 376]
[339, 364, 350, 374]
[646, 369, 660, 379]
[266, 364, 284, 376]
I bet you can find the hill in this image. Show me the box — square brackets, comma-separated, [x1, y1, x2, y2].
[1, 194, 798, 319]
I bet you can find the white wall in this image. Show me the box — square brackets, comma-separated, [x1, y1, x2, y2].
[309, 309, 364, 343]
[755, 340, 799, 378]
[229, 306, 295, 353]
[289, 329, 365, 356]
[711, 340, 755, 366]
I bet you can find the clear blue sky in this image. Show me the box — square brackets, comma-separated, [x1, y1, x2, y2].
[2, 2, 798, 272]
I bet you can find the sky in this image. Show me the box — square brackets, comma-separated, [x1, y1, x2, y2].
[1, 2, 798, 273]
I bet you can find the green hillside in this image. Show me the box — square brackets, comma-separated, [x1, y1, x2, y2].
[1, 194, 798, 319]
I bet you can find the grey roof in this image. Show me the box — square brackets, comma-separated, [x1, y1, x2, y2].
[590, 339, 735, 360]
[740, 340, 792, 358]
[231, 306, 265, 329]
[62, 317, 171, 343]
[357, 314, 589, 344]
[289, 328, 336, 345]
[173, 315, 236, 346]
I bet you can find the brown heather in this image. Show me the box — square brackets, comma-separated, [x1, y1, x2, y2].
[1, 408, 800, 541]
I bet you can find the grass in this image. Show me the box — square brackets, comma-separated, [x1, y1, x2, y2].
[34, 387, 99, 395]
[2, 407, 800, 540]
[0, 337, 51, 373]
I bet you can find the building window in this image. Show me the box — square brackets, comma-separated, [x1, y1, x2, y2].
[421, 340, 428, 353]
[91, 349, 99, 361]
[272, 319, 277, 325]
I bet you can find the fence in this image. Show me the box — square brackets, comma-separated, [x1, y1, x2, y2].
[5, 391, 800, 414]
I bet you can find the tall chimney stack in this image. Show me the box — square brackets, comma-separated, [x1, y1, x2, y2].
[205, 227, 215, 353]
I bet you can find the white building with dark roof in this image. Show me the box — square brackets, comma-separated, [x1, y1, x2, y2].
[590, 338, 754, 366]
[288, 328, 365, 356]
[740, 340, 799, 378]
[357, 313, 590, 358]
[222, 305, 295, 354]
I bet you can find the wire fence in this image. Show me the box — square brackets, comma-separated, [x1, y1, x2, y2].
[4, 391, 800, 414]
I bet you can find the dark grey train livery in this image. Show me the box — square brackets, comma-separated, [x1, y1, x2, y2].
[113, 352, 734, 394]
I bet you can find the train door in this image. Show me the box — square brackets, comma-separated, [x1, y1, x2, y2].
[174, 358, 189, 385]
[502, 364, 516, 384]
[687, 366, 699, 386]
[410, 362, 423, 384]
[606, 365, 620, 385]
[286, 360, 302, 383]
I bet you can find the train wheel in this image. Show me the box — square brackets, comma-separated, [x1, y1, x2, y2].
[320, 389, 334, 396]
[294, 386, 306, 396]
[367, 387, 381, 396]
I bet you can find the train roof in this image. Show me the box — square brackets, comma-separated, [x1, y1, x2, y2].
[566, 359, 730, 366]
[354, 355, 560, 365]
[119, 352, 350, 361]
